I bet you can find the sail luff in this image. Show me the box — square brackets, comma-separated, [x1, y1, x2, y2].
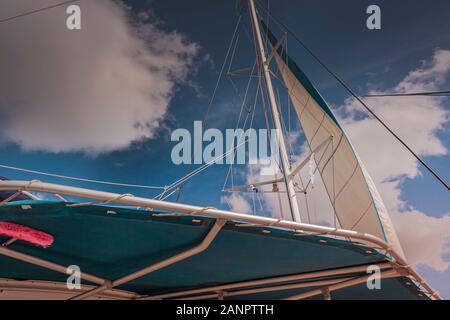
[263, 24, 405, 259]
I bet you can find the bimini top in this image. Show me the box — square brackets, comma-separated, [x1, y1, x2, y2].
[0, 198, 429, 300]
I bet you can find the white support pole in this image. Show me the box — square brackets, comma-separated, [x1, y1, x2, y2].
[180, 277, 352, 300]
[69, 219, 226, 300]
[283, 269, 399, 300]
[321, 288, 331, 300]
[142, 262, 392, 300]
[0, 246, 106, 286]
[0, 278, 139, 300]
[289, 136, 333, 178]
[0, 181, 391, 247]
[248, 0, 302, 222]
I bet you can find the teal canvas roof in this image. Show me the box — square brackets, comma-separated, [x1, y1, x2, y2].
[0, 200, 426, 300]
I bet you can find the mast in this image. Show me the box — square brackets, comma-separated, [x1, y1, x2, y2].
[248, 0, 302, 222]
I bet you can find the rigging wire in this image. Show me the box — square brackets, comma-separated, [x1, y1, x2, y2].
[0, 164, 164, 190]
[222, 62, 259, 192]
[0, 0, 79, 23]
[363, 90, 450, 98]
[255, 0, 449, 191]
[286, 35, 292, 139]
[222, 80, 258, 192]
[202, 15, 243, 124]
[156, 137, 253, 198]
[175, 15, 243, 201]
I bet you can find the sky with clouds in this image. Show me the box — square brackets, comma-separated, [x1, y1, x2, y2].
[0, 0, 449, 298]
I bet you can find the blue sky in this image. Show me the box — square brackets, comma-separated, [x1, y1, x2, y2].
[0, 0, 449, 298]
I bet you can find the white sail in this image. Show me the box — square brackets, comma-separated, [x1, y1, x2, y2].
[266, 28, 405, 258]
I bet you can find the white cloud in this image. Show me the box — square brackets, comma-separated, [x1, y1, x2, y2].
[391, 210, 450, 271]
[220, 193, 253, 214]
[0, 0, 200, 153]
[340, 49, 450, 271]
